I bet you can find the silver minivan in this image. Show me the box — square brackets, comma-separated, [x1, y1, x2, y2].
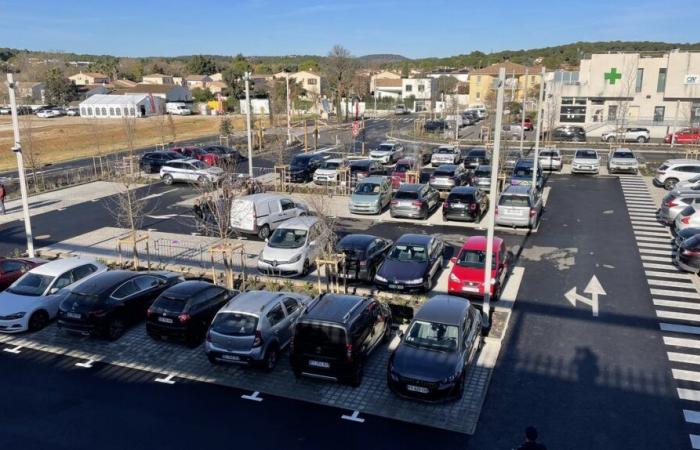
[205, 290, 311, 371]
[496, 185, 542, 228]
[659, 187, 700, 225]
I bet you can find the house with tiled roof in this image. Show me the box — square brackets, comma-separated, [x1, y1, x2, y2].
[469, 62, 543, 104]
[125, 83, 192, 103]
[69, 72, 110, 86]
[142, 74, 174, 85]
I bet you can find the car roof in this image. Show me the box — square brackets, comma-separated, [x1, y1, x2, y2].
[414, 295, 471, 326]
[397, 183, 424, 192]
[30, 257, 99, 276]
[665, 159, 700, 165]
[324, 158, 344, 163]
[303, 294, 369, 323]
[435, 164, 458, 171]
[396, 233, 432, 245]
[71, 270, 141, 295]
[449, 186, 478, 195]
[167, 158, 199, 164]
[514, 159, 534, 167]
[222, 290, 287, 314]
[436, 145, 456, 150]
[502, 184, 533, 195]
[378, 142, 396, 147]
[461, 235, 504, 251]
[160, 280, 212, 298]
[278, 216, 318, 230]
[338, 234, 378, 248]
[236, 193, 287, 202]
[360, 176, 386, 184]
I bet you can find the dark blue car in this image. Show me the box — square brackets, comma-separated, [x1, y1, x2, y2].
[509, 159, 543, 190]
[373, 234, 444, 292]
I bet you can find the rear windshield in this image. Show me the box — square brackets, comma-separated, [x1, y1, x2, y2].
[513, 167, 532, 177]
[613, 151, 635, 159]
[685, 236, 700, 250]
[377, 144, 394, 152]
[663, 193, 677, 203]
[576, 150, 597, 159]
[291, 156, 311, 167]
[475, 168, 490, 177]
[658, 164, 669, 171]
[681, 206, 696, 216]
[211, 312, 258, 336]
[457, 249, 497, 269]
[295, 322, 347, 350]
[499, 194, 531, 207]
[539, 151, 558, 157]
[321, 161, 342, 169]
[447, 192, 475, 202]
[394, 190, 419, 200]
[350, 161, 370, 169]
[394, 163, 411, 173]
[355, 183, 381, 195]
[434, 168, 455, 176]
[153, 296, 187, 313]
[435, 148, 455, 154]
[468, 150, 486, 158]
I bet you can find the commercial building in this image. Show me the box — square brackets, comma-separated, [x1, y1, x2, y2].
[78, 94, 164, 119]
[546, 50, 700, 138]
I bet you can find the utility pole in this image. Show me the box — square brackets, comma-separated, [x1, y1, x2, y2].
[6, 73, 35, 257]
[532, 67, 545, 188]
[244, 72, 253, 177]
[285, 72, 292, 146]
[482, 67, 506, 330]
[519, 69, 528, 154]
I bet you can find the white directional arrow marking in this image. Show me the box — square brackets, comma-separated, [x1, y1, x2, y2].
[565, 275, 606, 317]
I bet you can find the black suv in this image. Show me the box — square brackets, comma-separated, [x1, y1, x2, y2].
[552, 125, 586, 142]
[140, 151, 182, 173]
[290, 294, 392, 386]
[289, 153, 328, 182]
[462, 148, 490, 169]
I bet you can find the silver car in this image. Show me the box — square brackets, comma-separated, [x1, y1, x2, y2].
[349, 176, 393, 214]
[660, 189, 700, 225]
[503, 150, 523, 170]
[495, 184, 542, 228]
[538, 149, 562, 171]
[471, 165, 492, 192]
[205, 290, 311, 371]
[607, 148, 639, 174]
[571, 149, 600, 175]
[390, 183, 441, 220]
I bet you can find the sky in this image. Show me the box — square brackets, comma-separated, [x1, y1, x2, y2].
[1, 0, 699, 59]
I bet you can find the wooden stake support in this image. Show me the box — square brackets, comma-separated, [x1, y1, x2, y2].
[315, 254, 347, 294]
[210, 241, 246, 290]
[117, 231, 150, 270]
[274, 164, 290, 192]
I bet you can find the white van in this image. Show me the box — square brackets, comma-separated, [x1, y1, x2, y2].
[230, 193, 308, 239]
[445, 114, 464, 129]
[166, 103, 192, 115]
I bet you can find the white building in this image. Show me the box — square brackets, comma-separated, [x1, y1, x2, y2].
[402, 78, 437, 112]
[125, 84, 192, 103]
[239, 98, 270, 115]
[547, 50, 700, 138]
[79, 94, 164, 119]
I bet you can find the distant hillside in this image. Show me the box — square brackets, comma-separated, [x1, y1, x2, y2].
[357, 54, 408, 64]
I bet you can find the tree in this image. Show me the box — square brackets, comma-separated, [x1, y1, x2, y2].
[219, 117, 232, 136]
[89, 56, 119, 79]
[186, 55, 218, 75]
[436, 76, 459, 96]
[298, 59, 321, 72]
[222, 55, 251, 100]
[44, 68, 75, 105]
[191, 87, 215, 103]
[268, 77, 304, 115]
[323, 45, 356, 122]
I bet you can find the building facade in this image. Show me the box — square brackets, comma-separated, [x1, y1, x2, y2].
[547, 50, 700, 138]
[274, 71, 322, 97]
[469, 62, 542, 105]
[125, 84, 192, 103]
[79, 94, 164, 119]
[69, 72, 110, 86]
[402, 78, 437, 111]
[142, 74, 174, 85]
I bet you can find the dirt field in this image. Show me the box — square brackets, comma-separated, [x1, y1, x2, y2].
[0, 114, 252, 172]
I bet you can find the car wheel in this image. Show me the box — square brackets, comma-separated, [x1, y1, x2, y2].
[257, 225, 270, 240]
[27, 310, 49, 332]
[197, 175, 208, 185]
[664, 178, 679, 190]
[162, 174, 174, 185]
[423, 277, 432, 292]
[262, 345, 279, 373]
[383, 320, 393, 342]
[606, 136, 615, 143]
[637, 136, 646, 143]
[143, 164, 152, 174]
[107, 318, 126, 341]
[207, 354, 218, 365]
[302, 259, 311, 276]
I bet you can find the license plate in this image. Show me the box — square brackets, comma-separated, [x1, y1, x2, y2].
[406, 384, 430, 394]
[463, 286, 479, 293]
[389, 284, 404, 290]
[451, 203, 465, 209]
[66, 312, 81, 320]
[158, 317, 174, 323]
[308, 360, 330, 368]
[221, 354, 240, 361]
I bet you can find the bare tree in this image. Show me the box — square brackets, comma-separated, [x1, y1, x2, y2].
[19, 112, 42, 192]
[323, 45, 356, 123]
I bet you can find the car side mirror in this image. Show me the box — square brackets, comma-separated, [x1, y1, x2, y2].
[450, 257, 457, 264]
[49, 287, 59, 295]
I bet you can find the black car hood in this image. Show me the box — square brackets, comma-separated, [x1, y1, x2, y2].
[391, 342, 461, 381]
[377, 259, 428, 282]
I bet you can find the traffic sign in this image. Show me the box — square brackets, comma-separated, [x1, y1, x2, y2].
[352, 121, 360, 137]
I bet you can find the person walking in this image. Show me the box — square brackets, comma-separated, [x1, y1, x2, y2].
[516, 426, 547, 450]
[0, 182, 6, 215]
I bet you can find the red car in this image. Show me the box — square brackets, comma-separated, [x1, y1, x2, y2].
[0, 257, 47, 291]
[390, 158, 418, 189]
[665, 128, 700, 144]
[170, 146, 220, 166]
[523, 118, 534, 131]
[447, 236, 509, 300]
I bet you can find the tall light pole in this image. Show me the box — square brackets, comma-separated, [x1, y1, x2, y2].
[244, 71, 253, 177]
[532, 67, 546, 188]
[285, 71, 292, 146]
[482, 67, 506, 330]
[6, 73, 35, 257]
[519, 69, 528, 154]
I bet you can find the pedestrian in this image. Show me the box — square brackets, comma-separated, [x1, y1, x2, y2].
[193, 198, 204, 220]
[516, 426, 547, 450]
[0, 182, 6, 215]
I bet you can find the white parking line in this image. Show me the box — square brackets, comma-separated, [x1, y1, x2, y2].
[686, 410, 700, 424]
[3, 345, 22, 354]
[678, 388, 700, 402]
[665, 336, 700, 349]
[690, 434, 700, 449]
[652, 289, 700, 299]
[341, 410, 365, 423]
[241, 391, 264, 402]
[646, 270, 692, 279]
[654, 299, 700, 311]
[154, 374, 176, 384]
[673, 369, 700, 383]
[648, 279, 695, 288]
[75, 359, 95, 368]
[661, 322, 700, 335]
[657, 310, 700, 322]
[670, 352, 700, 365]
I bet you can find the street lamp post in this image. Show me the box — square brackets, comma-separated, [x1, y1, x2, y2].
[482, 67, 507, 330]
[6, 73, 35, 257]
[532, 67, 546, 188]
[244, 71, 253, 178]
[519, 69, 528, 154]
[285, 72, 292, 146]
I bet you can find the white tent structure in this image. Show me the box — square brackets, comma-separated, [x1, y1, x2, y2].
[79, 94, 164, 119]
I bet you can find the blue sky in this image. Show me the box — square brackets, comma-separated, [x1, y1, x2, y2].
[1, 0, 699, 58]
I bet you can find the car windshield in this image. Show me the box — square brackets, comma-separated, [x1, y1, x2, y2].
[436, 148, 455, 154]
[500, 194, 531, 207]
[513, 167, 532, 177]
[394, 190, 418, 200]
[576, 151, 597, 159]
[350, 161, 370, 170]
[387, 244, 427, 262]
[539, 151, 558, 157]
[355, 183, 381, 195]
[434, 168, 455, 176]
[377, 144, 394, 152]
[468, 151, 486, 158]
[613, 152, 635, 159]
[404, 320, 459, 351]
[290, 156, 311, 168]
[475, 168, 491, 177]
[394, 163, 411, 173]
[321, 161, 342, 169]
[211, 312, 258, 336]
[457, 249, 497, 269]
[6, 273, 54, 296]
[268, 228, 308, 249]
[447, 192, 475, 203]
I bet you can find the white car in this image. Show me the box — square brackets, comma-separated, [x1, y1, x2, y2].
[65, 107, 80, 116]
[571, 149, 600, 174]
[313, 159, 346, 184]
[538, 149, 562, 171]
[430, 145, 461, 167]
[370, 142, 404, 165]
[607, 148, 639, 174]
[601, 127, 650, 143]
[0, 257, 107, 333]
[653, 159, 700, 191]
[230, 193, 308, 240]
[675, 206, 700, 232]
[257, 216, 327, 277]
[675, 174, 700, 191]
[36, 108, 63, 118]
[160, 158, 224, 185]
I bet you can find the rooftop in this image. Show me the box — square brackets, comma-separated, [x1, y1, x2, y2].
[471, 61, 543, 76]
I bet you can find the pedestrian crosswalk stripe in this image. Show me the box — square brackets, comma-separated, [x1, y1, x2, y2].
[673, 369, 700, 383]
[689, 434, 700, 449]
[648, 278, 695, 289]
[652, 288, 700, 299]
[631, 219, 663, 225]
[678, 388, 700, 401]
[636, 235, 671, 243]
[626, 200, 653, 204]
[643, 262, 680, 270]
[665, 337, 700, 349]
[636, 231, 674, 238]
[670, 352, 700, 365]
[654, 299, 700, 311]
[641, 255, 674, 262]
[686, 410, 700, 425]
[646, 270, 692, 279]
[657, 310, 700, 322]
[638, 242, 674, 249]
[660, 322, 700, 335]
[633, 225, 668, 232]
[639, 248, 674, 256]
[628, 208, 659, 214]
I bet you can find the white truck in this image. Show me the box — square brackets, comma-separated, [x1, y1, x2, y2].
[166, 102, 192, 115]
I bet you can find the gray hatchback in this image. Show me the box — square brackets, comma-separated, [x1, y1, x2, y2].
[205, 290, 312, 372]
[495, 184, 542, 228]
[390, 183, 441, 220]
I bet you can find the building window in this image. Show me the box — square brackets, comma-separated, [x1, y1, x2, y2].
[554, 71, 579, 85]
[101, 107, 107, 115]
[109, 107, 114, 116]
[116, 108, 122, 116]
[608, 105, 618, 121]
[530, 75, 535, 83]
[476, 76, 481, 84]
[130, 108, 135, 116]
[95, 107, 100, 116]
[418, 84, 425, 92]
[657, 68, 667, 93]
[635, 68, 644, 93]
[307, 78, 317, 85]
[405, 84, 412, 92]
[653, 106, 665, 123]
[476, 92, 480, 100]
[559, 97, 586, 123]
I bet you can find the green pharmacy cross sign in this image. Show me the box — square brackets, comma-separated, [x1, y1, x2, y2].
[604, 68, 622, 85]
